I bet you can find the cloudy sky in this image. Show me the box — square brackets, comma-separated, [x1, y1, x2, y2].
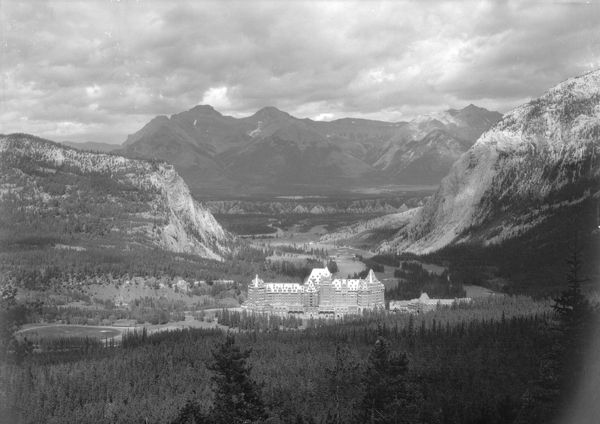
[1, 0, 599, 143]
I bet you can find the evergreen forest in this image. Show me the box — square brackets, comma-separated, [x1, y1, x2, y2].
[1, 264, 598, 424]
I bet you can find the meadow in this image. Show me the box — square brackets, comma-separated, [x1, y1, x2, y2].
[21, 325, 122, 341]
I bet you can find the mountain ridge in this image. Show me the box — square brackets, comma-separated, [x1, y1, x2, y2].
[0, 133, 237, 260]
[388, 70, 600, 254]
[117, 104, 502, 197]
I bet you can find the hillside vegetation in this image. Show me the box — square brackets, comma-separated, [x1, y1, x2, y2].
[2, 290, 596, 424]
[0, 134, 274, 293]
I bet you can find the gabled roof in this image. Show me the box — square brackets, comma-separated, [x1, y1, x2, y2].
[366, 269, 379, 285]
[306, 268, 332, 284]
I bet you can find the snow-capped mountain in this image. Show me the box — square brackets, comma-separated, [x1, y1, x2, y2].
[382, 70, 600, 255]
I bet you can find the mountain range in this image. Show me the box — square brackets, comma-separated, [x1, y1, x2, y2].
[324, 70, 600, 291]
[111, 104, 501, 197]
[5, 69, 599, 295]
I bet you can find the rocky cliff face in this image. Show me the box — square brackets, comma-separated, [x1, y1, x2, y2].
[382, 70, 600, 254]
[147, 164, 232, 259]
[0, 134, 235, 259]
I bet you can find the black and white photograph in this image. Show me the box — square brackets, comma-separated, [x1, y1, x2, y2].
[1, 0, 599, 423]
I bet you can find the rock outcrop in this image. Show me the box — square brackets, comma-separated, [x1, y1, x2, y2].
[382, 70, 600, 254]
[0, 134, 235, 259]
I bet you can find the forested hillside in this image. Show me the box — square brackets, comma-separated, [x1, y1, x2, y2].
[2, 291, 595, 424]
[0, 133, 235, 257]
[0, 134, 252, 290]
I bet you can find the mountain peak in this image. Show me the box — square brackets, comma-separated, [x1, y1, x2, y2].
[549, 68, 600, 97]
[252, 106, 292, 120]
[483, 68, 600, 152]
[187, 104, 223, 117]
[446, 104, 490, 116]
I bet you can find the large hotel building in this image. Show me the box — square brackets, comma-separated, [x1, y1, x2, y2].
[244, 268, 385, 317]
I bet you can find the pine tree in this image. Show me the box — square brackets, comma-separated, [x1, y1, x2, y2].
[552, 244, 590, 329]
[358, 336, 421, 423]
[207, 334, 267, 424]
[552, 243, 595, 406]
[516, 244, 594, 424]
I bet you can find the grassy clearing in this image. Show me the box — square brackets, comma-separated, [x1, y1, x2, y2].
[18, 312, 233, 342]
[21, 325, 122, 340]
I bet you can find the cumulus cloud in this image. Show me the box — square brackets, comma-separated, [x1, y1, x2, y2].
[1, 0, 598, 142]
[313, 113, 334, 122]
[202, 87, 232, 110]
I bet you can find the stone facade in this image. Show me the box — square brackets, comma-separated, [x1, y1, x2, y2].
[244, 268, 385, 317]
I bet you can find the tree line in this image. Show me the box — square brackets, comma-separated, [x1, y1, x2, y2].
[387, 263, 467, 300]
